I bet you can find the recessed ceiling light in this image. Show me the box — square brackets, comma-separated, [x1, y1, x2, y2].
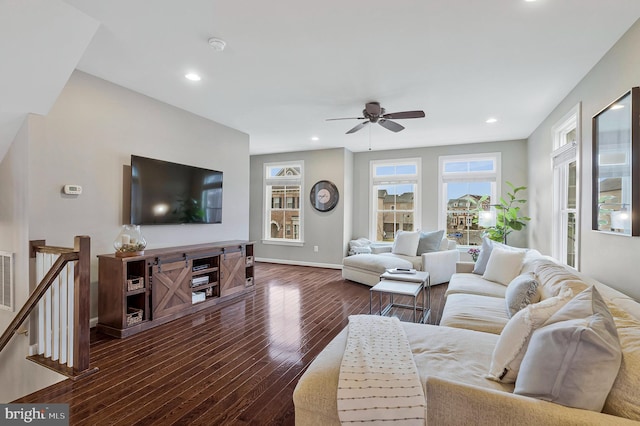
[311, 136, 319, 141]
[486, 118, 498, 124]
[611, 104, 625, 110]
[524, 0, 537, 2]
[185, 73, 201, 82]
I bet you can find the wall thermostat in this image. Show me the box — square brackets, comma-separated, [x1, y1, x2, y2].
[63, 184, 82, 195]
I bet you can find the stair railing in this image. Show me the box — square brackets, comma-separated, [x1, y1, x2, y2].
[0, 236, 96, 379]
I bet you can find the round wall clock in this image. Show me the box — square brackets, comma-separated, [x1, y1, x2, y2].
[310, 180, 339, 212]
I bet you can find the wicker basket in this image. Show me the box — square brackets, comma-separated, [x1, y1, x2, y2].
[126, 307, 143, 326]
[127, 276, 144, 291]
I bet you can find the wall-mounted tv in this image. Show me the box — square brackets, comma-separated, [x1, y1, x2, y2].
[130, 155, 223, 225]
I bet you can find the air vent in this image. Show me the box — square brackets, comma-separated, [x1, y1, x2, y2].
[0, 252, 13, 312]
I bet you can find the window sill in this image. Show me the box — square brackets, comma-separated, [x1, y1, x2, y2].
[262, 239, 304, 247]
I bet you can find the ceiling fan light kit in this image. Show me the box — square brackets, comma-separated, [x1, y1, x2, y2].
[327, 101, 425, 134]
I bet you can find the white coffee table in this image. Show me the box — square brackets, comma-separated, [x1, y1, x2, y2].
[370, 271, 430, 323]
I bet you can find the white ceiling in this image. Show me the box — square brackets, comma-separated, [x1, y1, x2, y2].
[3, 1, 640, 157]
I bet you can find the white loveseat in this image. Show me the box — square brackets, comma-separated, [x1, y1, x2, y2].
[342, 232, 459, 286]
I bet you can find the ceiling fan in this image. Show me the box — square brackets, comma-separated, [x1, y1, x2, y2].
[326, 101, 425, 134]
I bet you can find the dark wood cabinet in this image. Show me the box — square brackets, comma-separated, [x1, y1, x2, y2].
[97, 240, 254, 338]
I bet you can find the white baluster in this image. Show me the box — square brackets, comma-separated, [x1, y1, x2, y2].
[59, 264, 68, 365]
[36, 252, 45, 356]
[67, 261, 75, 368]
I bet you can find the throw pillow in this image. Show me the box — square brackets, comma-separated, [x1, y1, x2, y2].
[391, 230, 421, 256]
[483, 248, 525, 285]
[472, 236, 525, 275]
[416, 230, 444, 255]
[505, 272, 541, 317]
[487, 287, 573, 383]
[515, 286, 622, 412]
[472, 236, 495, 275]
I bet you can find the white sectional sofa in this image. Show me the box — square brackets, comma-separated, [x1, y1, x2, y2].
[342, 231, 460, 286]
[294, 241, 640, 425]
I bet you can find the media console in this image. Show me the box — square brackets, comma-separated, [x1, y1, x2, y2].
[97, 240, 254, 338]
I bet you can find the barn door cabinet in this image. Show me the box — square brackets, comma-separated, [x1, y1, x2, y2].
[97, 240, 254, 338]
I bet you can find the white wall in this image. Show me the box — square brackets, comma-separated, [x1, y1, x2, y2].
[352, 140, 529, 248]
[0, 70, 250, 401]
[528, 18, 640, 301]
[0, 118, 67, 403]
[250, 148, 349, 267]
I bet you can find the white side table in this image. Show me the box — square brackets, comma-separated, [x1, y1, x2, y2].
[370, 271, 430, 323]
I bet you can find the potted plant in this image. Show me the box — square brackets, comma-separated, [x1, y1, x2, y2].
[476, 181, 531, 244]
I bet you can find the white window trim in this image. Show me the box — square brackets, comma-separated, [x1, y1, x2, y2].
[369, 158, 422, 241]
[438, 152, 501, 244]
[262, 160, 304, 246]
[551, 103, 581, 270]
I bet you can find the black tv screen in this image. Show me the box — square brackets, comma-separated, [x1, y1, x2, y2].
[130, 155, 223, 225]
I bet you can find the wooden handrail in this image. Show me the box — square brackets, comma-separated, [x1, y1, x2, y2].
[0, 236, 94, 378]
[0, 253, 76, 353]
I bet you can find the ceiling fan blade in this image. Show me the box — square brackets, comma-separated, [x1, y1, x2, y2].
[378, 119, 404, 132]
[365, 102, 382, 116]
[326, 117, 365, 121]
[382, 110, 425, 120]
[346, 121, 370, 134]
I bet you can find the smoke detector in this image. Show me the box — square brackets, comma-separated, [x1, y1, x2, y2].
[208, 37, 226, 51]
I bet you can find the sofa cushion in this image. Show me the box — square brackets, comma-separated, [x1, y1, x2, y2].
[440, 293, 510, 334]
[602, 300, 640, 421]
[533, 258, 588, 300]
[445, 273, 507, 298]
[342, 253, 413, 275]
[515, 286, 622, 412]
[505, 272, 540, 317]
[392, 230, 421, 256]
[487, 287, 574, 383]
[483, 248, 526, 285]
[293, 323, 510, 425]
[417, 230, 444, 255]
[378, 252, 422, 270]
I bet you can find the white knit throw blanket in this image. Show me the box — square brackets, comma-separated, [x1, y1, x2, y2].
[337, 315, 426, 425]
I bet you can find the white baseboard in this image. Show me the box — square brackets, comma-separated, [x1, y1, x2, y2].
[255, 257, 342, 270]
[90, 316, 98, 328]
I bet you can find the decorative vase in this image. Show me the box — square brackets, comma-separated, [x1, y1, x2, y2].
[114, 224, 146, 257]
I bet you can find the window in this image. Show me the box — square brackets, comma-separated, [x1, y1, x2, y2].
[552, 104, 580, 269]
[370, 159, 421, 242]
[264, 162, 303, 244]
[439, 153, 501, 246]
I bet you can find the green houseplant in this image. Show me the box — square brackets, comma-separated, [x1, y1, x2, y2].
[477, 181, 531, 244]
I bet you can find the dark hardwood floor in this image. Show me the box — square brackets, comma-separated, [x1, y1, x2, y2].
[15, 263, 448, 425]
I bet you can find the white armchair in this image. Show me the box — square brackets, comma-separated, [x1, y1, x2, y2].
[376, 238, 459, 285]
[342, 236, 460, 286]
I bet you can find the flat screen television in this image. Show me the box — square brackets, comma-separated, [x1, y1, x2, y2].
[130, 155, 223, 225]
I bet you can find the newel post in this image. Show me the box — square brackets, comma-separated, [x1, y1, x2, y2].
[73, 235, 91, 373]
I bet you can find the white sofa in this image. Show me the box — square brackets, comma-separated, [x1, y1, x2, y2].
[294, 246, 640, 425]
[342, 236, 460, 286]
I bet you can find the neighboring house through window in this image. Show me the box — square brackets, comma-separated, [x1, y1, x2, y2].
[552, 104, 580, 269]
[264, 161, 303, 245]
[439, 153, 501, 246]
[370, 159, 421, 242]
